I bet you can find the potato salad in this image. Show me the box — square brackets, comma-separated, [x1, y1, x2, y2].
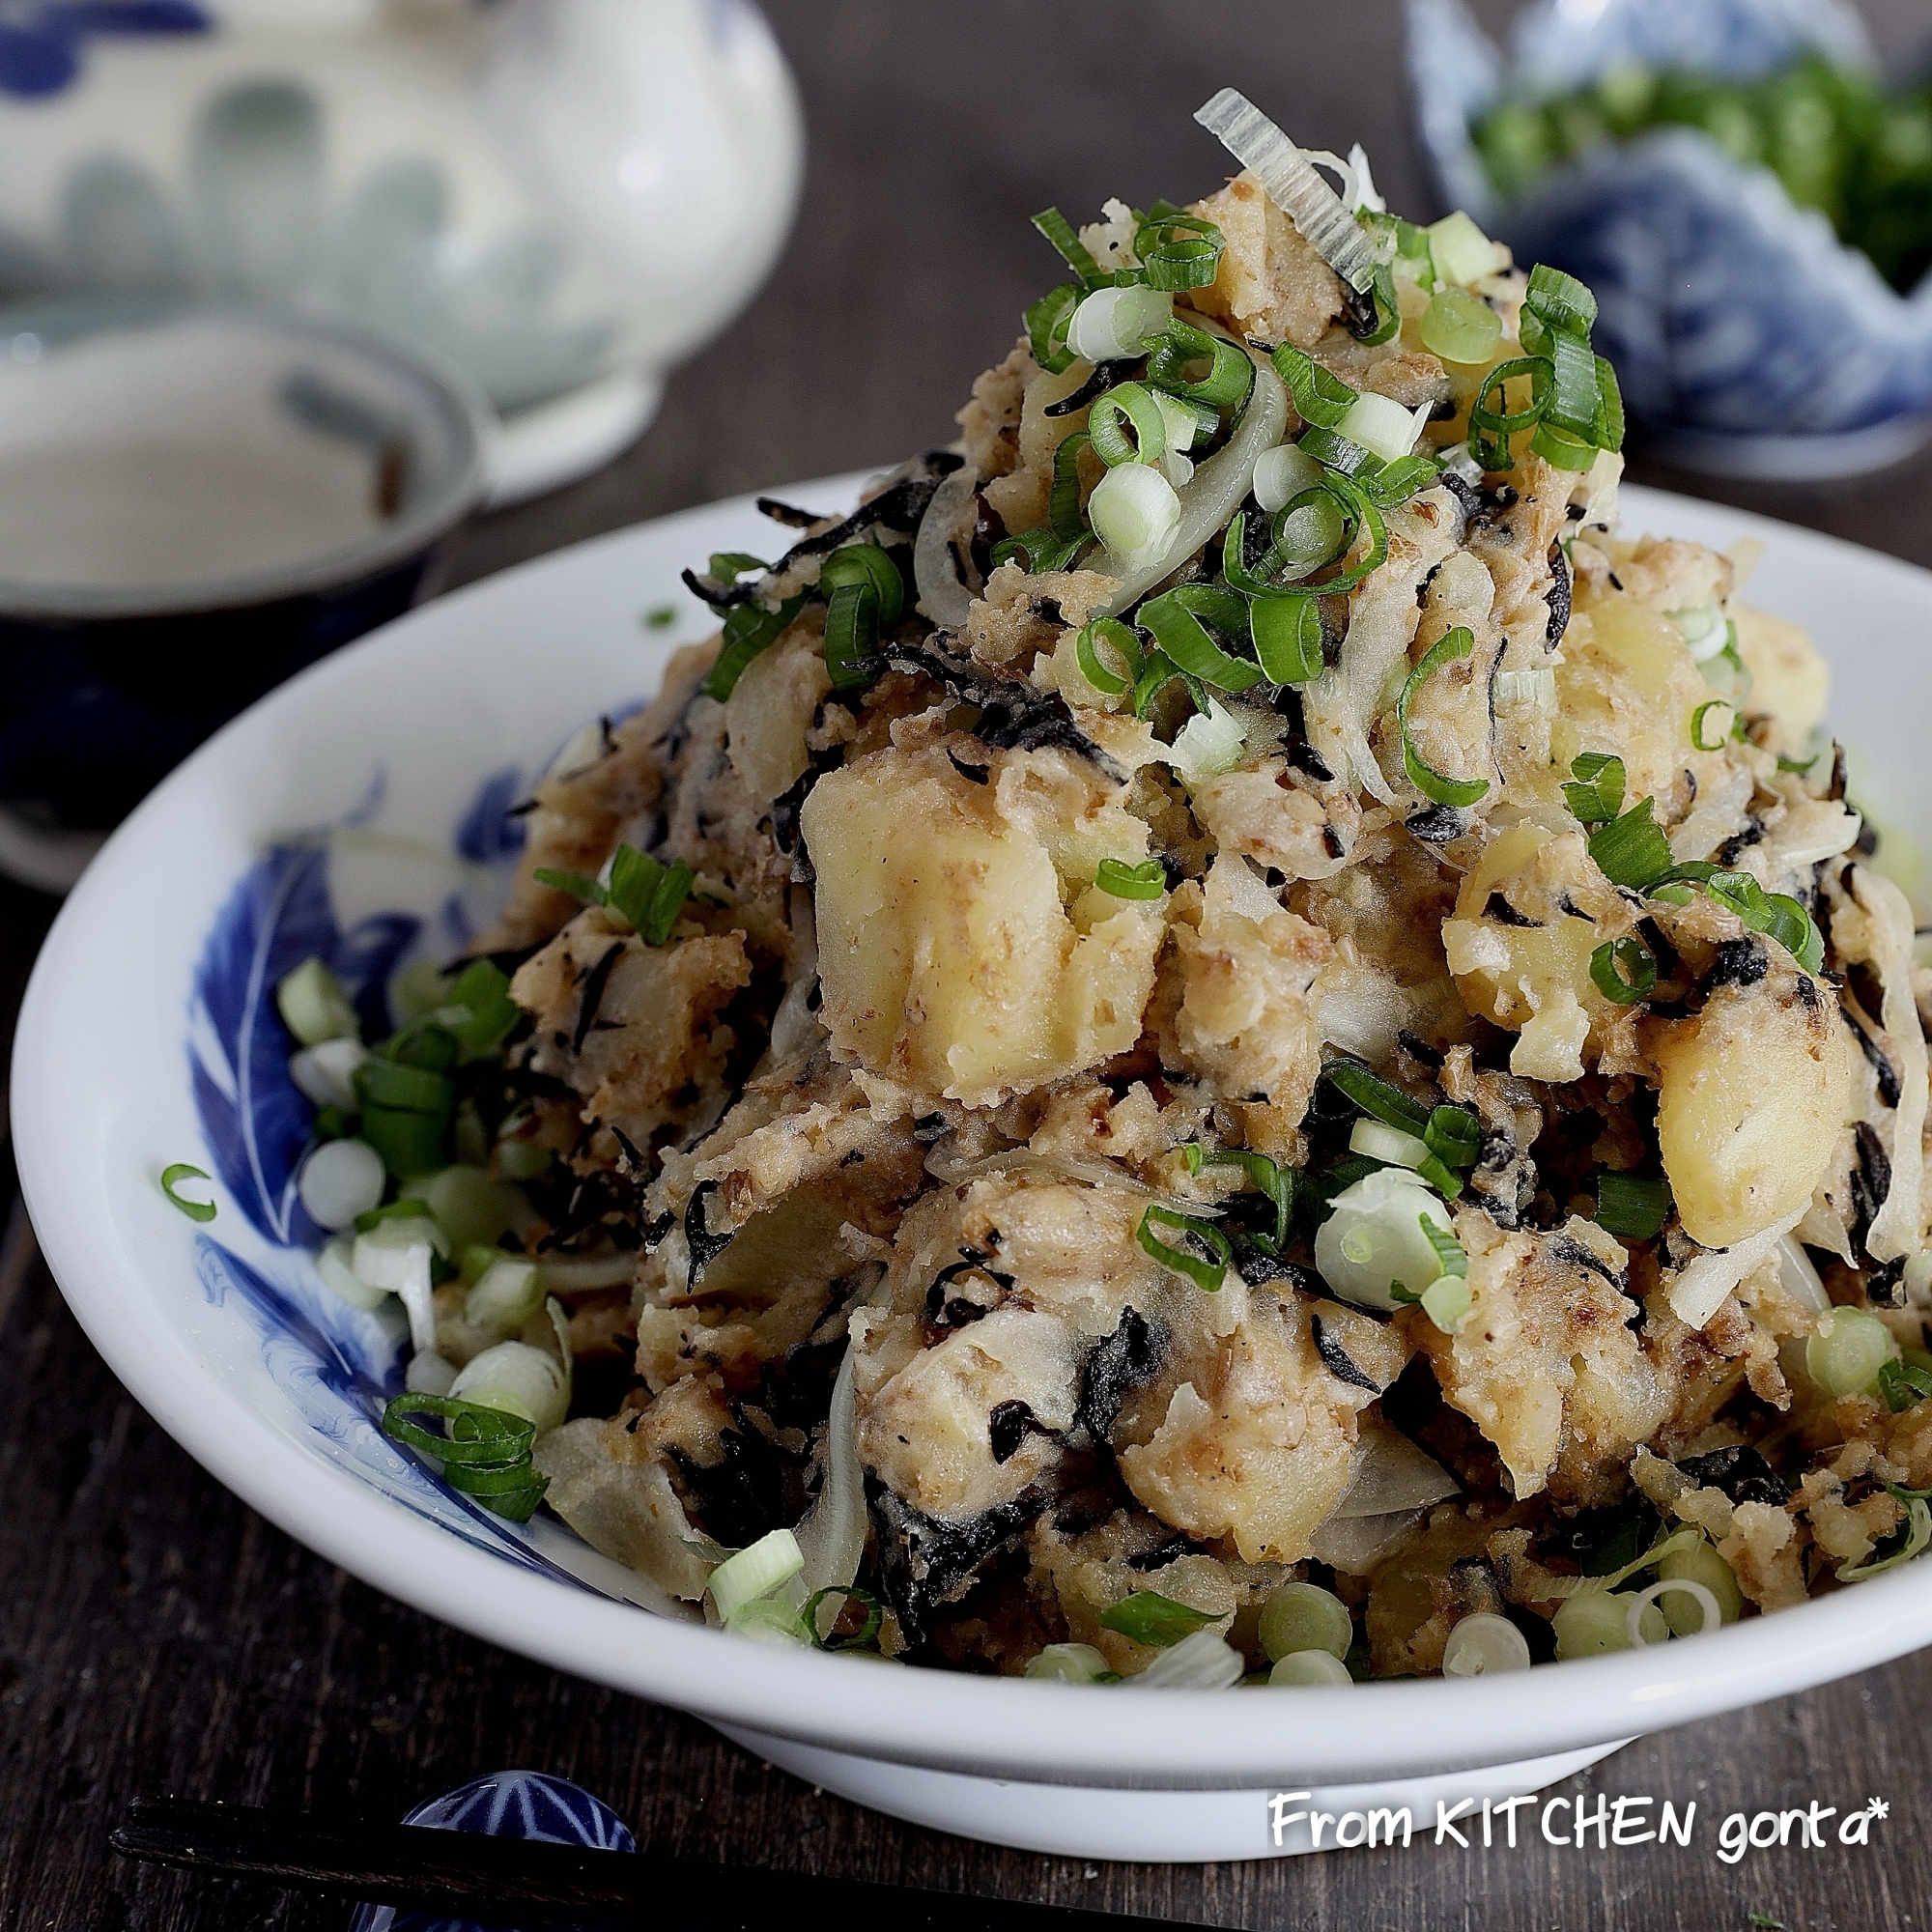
[294, 94, 1932, 1685]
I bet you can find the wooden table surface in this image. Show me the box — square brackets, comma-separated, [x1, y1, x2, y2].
[5, 4, 1932, 1926]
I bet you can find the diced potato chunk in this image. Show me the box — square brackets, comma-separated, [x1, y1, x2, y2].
[1733, 603, 1828, 753]
[1654, 978, 1850, 1248]
[1441, 820, 1628, 1080]
[1552, 591, 1717, 818]
[801, 742, 1163, 1105]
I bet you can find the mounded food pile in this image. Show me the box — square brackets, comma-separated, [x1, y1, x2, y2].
[305, 99, 1932, 1683]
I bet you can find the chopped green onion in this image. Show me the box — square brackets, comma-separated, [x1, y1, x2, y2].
[820, 542, 905, 627]
[1440, 1611, 1533, 1676]
[381, 1393, 547, 1521]
[1594, 355, 1625, 451]
[1523, 262, 1598, 337]
[1350, 1116, 1433, 1171]
[1398, 626, 1489, 808]
[1878, 1358, 1932, 1412]
[1805, 1307, 1899, 1399]
[1024, 1641, 1116, 1683]
[1595, 1171, 1672, 1240]
[1045, 429, 1094, 544]
[1098, 1590, 1220, 1647]
[605, 844, 694, 946]
[1552, 1588, 1664, 1659]
[1655, 1539, 1743, 1632]
[1133, 205, 1226, 291]
[531, 867, 608, 906]
[1183, 1143, 1294, 1250]
[1136, 582, 1264, 693]
[1316, 1167, 1460, 1314]
[1067, 285, 1174, 362]
[1840, 1496, 1932, 1581]
[1024, 280, 1082, 375]
[1420, 1215, 1468, 1280]
[823, 582, 880, 691]
[1337, 391, 1421, 464]
[1591, 935, 1656, 1005]
[1563, 751, 1626, 825]
[644, 605, 677, 630]
[1777, 752, 1820, 776]
[700, 591, 808, 700]
[805, 1584, 884, 1650]
[1394, 1215, 1474, 1330]
[1326, 1061, 1430, 1136]
[1258, 1580, 1352, 1662]
[443, 958, 521, 1055]
[1424, 1103, 1483, 1169]
[465, 1257, 544, 1338]
[354, 1057, 454, 1180]
[707, 552, 767, 586]
[1252, 441, 1330, 513]
[1031, 206, 1104, 285]
[1267, 1649, 1354, 1686]
[1249, 592, 1324, 684]
[1137, 1205, 1232, 1293]
[276, 956, 358, 1048]
[708, 1526, 806, 1625]
[1543, 326, 1605, 441]
[1270, 344, 1357, 430]
[990, 526, 1086, 575]
[1701, 869, 1827, 975]
[1469, 355, 1551, 469]
[161, 1163, 216, 1224]
[1075, 615, 1143, 696]
[1418, 286, 1502, 365]
[1588, 797, 1675, 891]
[1089, 460, 1180, 564]
[1088, 382, 1168, 468]
[1095, 858, 1167, 900]
[1148, 318, 1254, 409]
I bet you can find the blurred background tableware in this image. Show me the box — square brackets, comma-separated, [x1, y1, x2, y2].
[0, 299, 487, 891]
[0, 0, 804, 505]
[1408, 0, 1932, 477]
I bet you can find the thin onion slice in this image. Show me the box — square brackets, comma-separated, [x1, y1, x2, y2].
[1666, 1209, 1803, 1330]
[1128, 1629, 1245, 1689]
[1853, 867, 1927, 1264]
[1098, 353, 1287, 615]
[794, 1334, 867, 1592]
[913, 461, 980, 629]
[1328, 1421, 1460, 1520]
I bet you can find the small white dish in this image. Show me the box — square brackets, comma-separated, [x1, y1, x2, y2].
[15, 476, 1932, 1863]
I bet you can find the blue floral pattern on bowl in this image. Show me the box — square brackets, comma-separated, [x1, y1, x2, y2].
[184, 764, 663, 1599]
[0, 1, 208, 100]
[1406, 0, 1932, 469]
[346, 1771, 636, 1932]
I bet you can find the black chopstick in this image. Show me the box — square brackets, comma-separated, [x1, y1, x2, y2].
[111, 1797, 1190, 1932]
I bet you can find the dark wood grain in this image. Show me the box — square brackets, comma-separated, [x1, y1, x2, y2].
[7, 4, 1932, 1928]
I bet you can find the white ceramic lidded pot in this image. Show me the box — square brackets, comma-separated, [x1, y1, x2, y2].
[0, 0, 804, 500]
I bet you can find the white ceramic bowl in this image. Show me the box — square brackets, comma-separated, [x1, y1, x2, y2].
[16, 477, 1932, 1864]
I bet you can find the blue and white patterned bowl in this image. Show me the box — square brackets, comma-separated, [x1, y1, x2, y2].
[1407, 0, 1932, 475]
[17, 477, 1932, 1863]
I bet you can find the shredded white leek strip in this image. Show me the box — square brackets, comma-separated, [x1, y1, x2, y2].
[1666, 1209, 1804, 1330]
[794, 1337, 867, 1593]
[1841, 1497, 1932, 1580]
[1854, 867, 1927, 1264]
[1542, 1528, 1705, 1602]
[1193, 89, 1378, 291]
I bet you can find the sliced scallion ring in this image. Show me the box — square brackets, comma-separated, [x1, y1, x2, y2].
[708, 1526, 806, 1625]
[1249, 593, 1324, 684]
[823, 581, 881, 692]
[1133, 205, 1226, 292]
[1137, 1205, 1232, 1292]
[161, 1162, 217, 1224]
[1024, 280, 1082, 375]
[1098, 1590, 1220, 1647]
[1030, 206, 1104, 285]
[1136, 582, 1265, 693]
[1184, 1143, 1295, 1250]
[1397, 626, 1490, 808]
[804, 1583, 884, 1650]
[1562, 751, 1626, 825]
[1095, 858, 1167, 900]
[1075, 615, 1143, 695]
[1594, 1171, 1672, 1240]
[1590, 935, 1656, 1006]
[1148, 318, 1255, 409]
[1587, 797, 1675, 892]
[1089, 383, 1168, 468]
[701, 591, 809, 700]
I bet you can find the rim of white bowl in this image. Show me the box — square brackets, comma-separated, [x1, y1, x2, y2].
[0, 298, 492, 620]
[15, 478, 1932, 1791]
